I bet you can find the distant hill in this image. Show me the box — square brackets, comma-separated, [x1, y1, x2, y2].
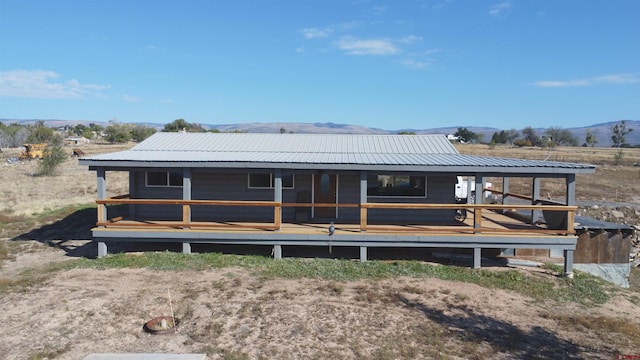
[1, 118, 638, 147]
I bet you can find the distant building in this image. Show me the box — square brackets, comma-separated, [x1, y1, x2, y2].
[64, 136, 90, 145]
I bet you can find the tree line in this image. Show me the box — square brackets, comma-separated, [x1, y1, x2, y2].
[453, 120, 634, 148]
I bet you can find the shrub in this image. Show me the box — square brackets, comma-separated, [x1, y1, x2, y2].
[37, 146, 67, 176]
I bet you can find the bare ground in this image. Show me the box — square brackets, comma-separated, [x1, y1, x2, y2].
[1, 143, 640, 359]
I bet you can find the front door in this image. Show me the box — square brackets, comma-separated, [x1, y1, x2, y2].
[313, 174, 337, 218]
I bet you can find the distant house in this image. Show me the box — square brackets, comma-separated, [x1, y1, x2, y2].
[64, 136, 90, 145]
[79, 133, 596, 275]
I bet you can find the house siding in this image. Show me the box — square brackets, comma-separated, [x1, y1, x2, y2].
[131, 170, 457, 224]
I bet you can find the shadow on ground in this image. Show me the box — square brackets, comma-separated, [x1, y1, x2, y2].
[398, 295, 597, 358]
[11, 207, 98, 258]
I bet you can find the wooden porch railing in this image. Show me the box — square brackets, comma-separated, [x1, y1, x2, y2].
[95, 197, 576, 235]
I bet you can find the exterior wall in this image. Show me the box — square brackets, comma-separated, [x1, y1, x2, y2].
[131, 169, 457, 224]
[366, 175, 456, 224]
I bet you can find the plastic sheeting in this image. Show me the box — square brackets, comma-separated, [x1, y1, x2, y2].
[573, 263, 631, 288]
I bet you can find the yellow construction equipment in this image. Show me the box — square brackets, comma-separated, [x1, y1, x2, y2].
[19, 143, 48, 160]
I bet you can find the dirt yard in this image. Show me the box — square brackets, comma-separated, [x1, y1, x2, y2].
[1, 142, 640, 359]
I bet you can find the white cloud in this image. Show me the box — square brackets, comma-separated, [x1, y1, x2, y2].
[372, 5, 387, 15]
[534, 79, 590, 88]
[489, 2, 511, 18]
[534, 73, 640, 88]
[0, 69, 110, 99]
[336, 37, 400, 55]
[399, 35, 422, 44]
[400, 59, 431, 69]
[400, 48, 440, 70]
[122, 94, 141, 102]
[300, 27, 333, 39]
[594, 73, 640, 84]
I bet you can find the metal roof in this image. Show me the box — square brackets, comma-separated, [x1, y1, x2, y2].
[79, 133, 596, 174]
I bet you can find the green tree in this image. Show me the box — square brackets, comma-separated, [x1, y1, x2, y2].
[163, 119, 205, 132]
[104, 122, 131, 143]
[130, 125, 157, 142]
[505, 129, 519, 146]
[491, 130, 508, 144]
[26, 121, 57, 144]
[454, 127, 476, 143]
[521, 127, 540, 147]
[611, 120, 633, 148]
[544, 127, 578, 146]
[36, 146, 67, 176]
[584, 128, 597, 147]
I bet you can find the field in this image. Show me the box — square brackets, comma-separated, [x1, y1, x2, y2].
[1, 142, 639, 360]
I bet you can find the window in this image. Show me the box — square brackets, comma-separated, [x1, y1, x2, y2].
[367, 174, 426, 197]
[248, 172, 294, 189]
[146, 171, 183, 187]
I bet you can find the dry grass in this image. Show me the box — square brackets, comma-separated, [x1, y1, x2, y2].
[0, 143, 132, 216]
[456, 144, 640, 203]
[1, 141, 639, 359]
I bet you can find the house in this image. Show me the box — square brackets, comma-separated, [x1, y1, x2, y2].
[79, 132, 596, 276]
[64, 136, 90, 146]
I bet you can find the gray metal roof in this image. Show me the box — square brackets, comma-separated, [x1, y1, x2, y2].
[79, 132, 596, 174]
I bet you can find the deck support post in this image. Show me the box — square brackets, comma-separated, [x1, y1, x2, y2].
[183, 168, 192, 229]
[97, 167, 107, 225]
[563, 249, 574, 278]
[501, 177, 510, 213]
[182, 242, 191, 254]
[97, 241, 107, 258]
[129, 171, 137, 218]
[565, 174, 576, 206]
[531, 177, 541, 224]
[273, 245, 282, 259]
[360, 246, 367, 262]
[274, 169, 282, 231]
[473, 248, 481, 268]
[474, 176, 483, 233]
[360, 171, 368, 232]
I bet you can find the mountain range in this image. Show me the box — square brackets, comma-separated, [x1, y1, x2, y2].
[2, 119, 639, 147]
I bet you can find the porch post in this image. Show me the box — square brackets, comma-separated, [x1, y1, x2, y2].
[129, 171, 136, 218]
[183, 168, 191, 230]
[97, 167, 107, 225]
[565, 174, 576, 206]
[273, 244, 282, 259]
[182, 168, 192, 253]
[96, 168, 107, 258]
[531, 177, 541, 225]
[473, 176, 483, 231]
[360, 171, 367, 232]
[274, 169, 282, 231]
[501, 177, 510, 213]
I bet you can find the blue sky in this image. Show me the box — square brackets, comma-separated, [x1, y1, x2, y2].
[0, 0, 638, 130]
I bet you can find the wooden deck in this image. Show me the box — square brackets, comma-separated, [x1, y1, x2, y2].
[91, 198, 578, 275]
[96, 209, 562, 236]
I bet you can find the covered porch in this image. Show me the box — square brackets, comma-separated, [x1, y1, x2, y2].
[91, 195, 578, 275]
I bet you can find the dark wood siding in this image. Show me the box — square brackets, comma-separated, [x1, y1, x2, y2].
[366, 175, 456, 224]
[132, 169, 457, 224]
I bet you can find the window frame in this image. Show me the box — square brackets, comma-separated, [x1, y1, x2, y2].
[247, 172, 294, 189]
[367, 174, 427, 198]
[145, 171, 184, 188]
